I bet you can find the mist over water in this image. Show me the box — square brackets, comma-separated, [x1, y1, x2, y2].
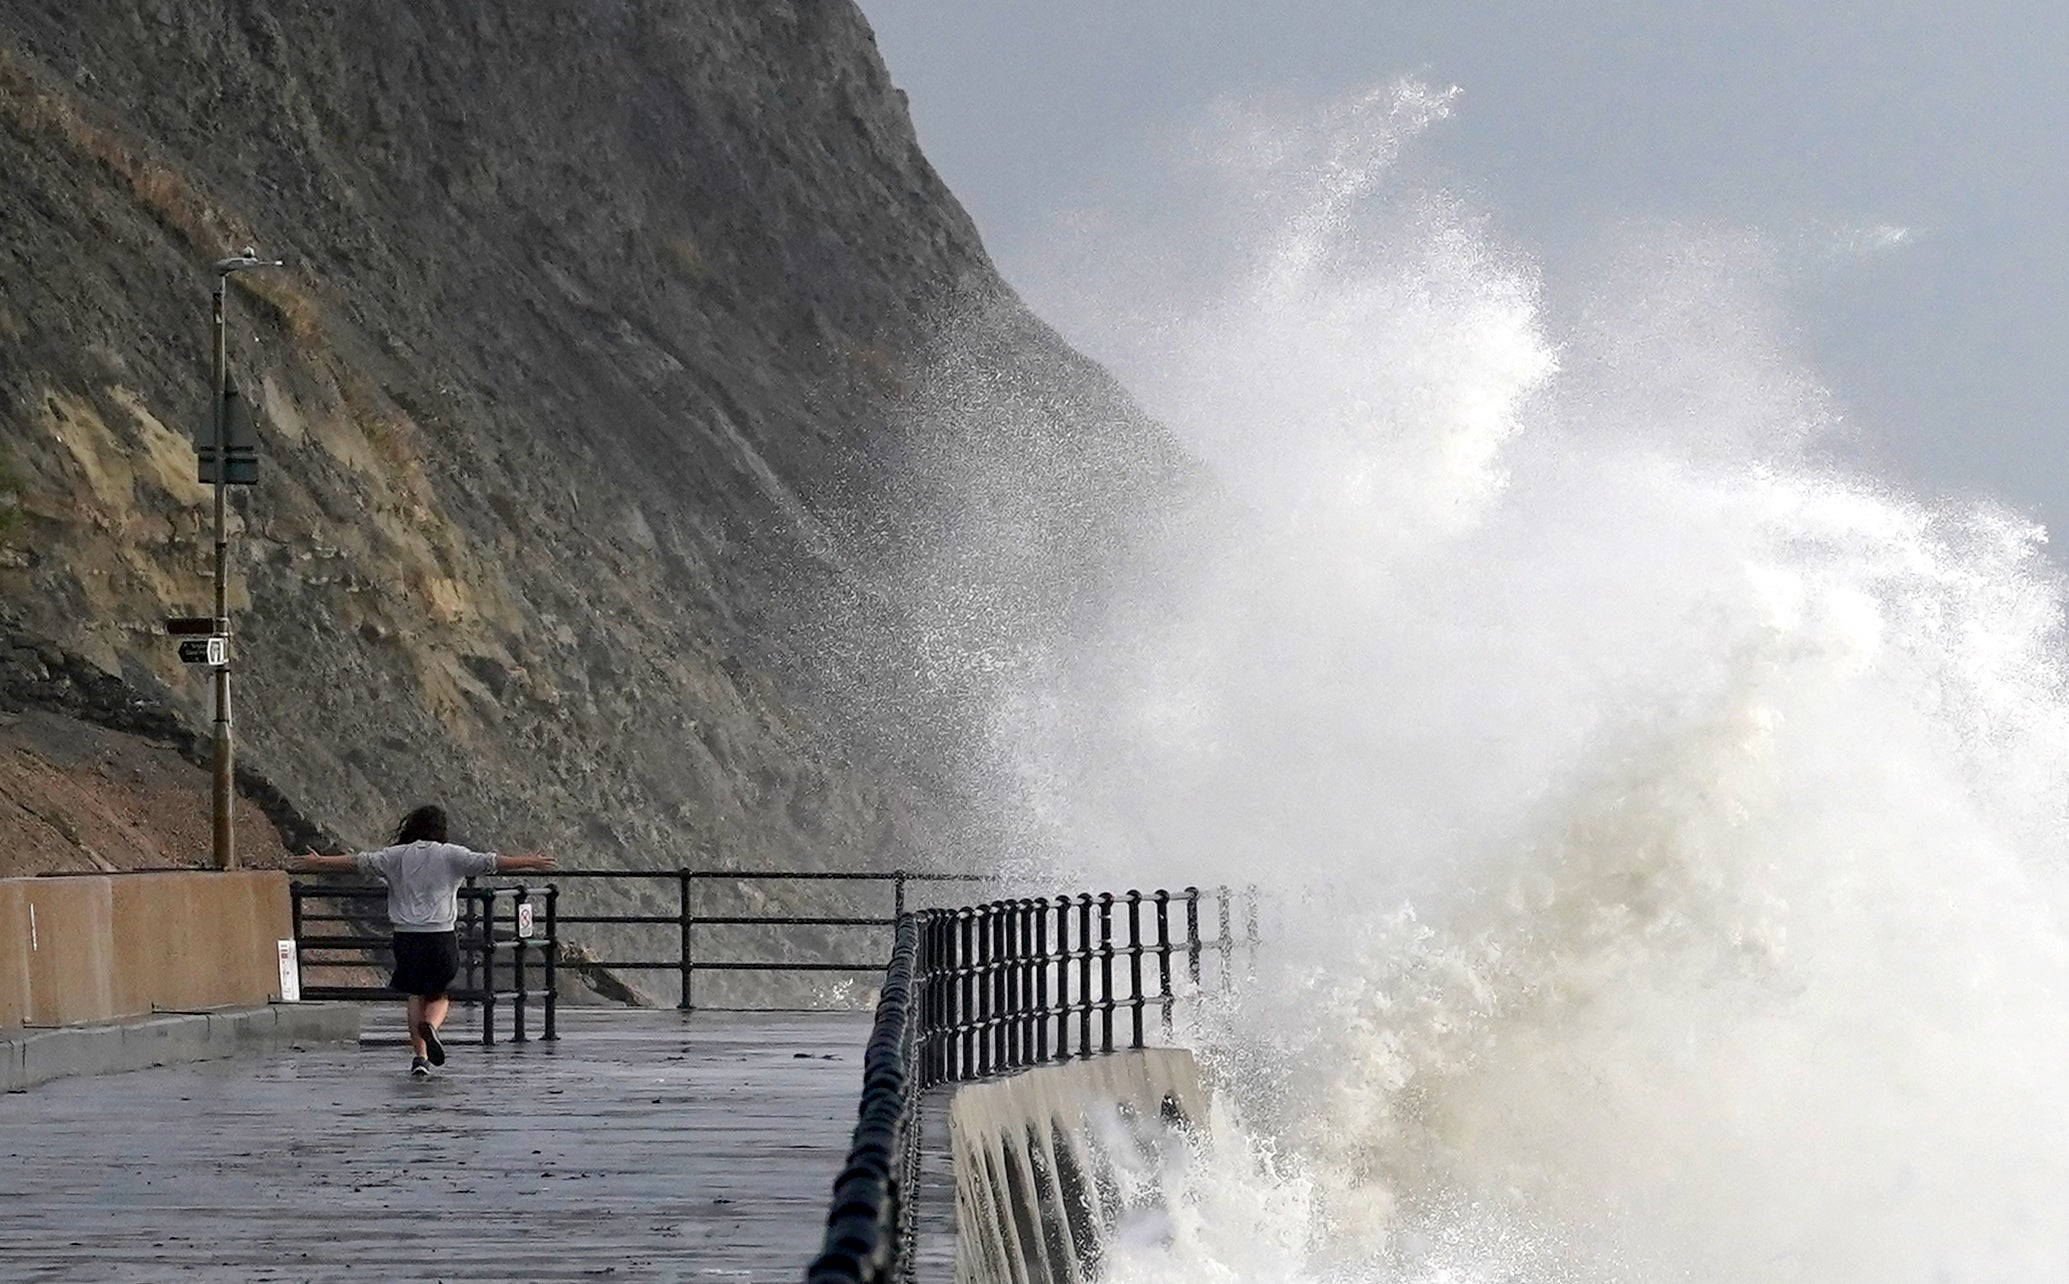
[944, 83, 2069, 1280]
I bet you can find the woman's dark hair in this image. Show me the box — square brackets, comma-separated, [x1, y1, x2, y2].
[395, 804, 448, 845]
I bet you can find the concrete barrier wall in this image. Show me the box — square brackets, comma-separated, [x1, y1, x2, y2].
[950, 1049, 1207, 1284]
[0, 871, 292, 1029]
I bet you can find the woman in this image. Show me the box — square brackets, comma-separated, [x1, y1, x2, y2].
[292, 805, 556, 1076]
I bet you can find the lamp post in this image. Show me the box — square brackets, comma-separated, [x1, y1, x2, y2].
[206, 248, 283, 870]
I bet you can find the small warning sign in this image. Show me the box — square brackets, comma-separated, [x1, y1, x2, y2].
[277, 939, 301, 1003]
[516, 902, 535, 939]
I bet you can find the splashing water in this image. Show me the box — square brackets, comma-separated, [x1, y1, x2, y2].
[977, 82, 2069, 1281]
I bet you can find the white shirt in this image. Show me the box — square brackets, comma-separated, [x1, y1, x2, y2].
[354, 841, 499, 932]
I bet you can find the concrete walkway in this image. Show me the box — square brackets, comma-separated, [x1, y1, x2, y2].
[0, 1009, 872, 1283]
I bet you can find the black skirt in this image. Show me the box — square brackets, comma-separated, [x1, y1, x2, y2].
[389, 930, 461, 997]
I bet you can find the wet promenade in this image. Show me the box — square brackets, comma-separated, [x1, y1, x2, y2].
[0, 1009, 873, 1283]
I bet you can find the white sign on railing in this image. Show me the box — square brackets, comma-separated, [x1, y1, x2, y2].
[517, 902, 534, 939]
[277, 939, 301, 1002]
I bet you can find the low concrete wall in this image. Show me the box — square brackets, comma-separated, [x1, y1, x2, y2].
[0, 871, 292, 1029]
[1, 1002, 361, 1092]
[950, 1049, 1206, 1284]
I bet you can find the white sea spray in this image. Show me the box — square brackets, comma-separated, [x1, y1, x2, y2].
[970, 80, 2069, 1281]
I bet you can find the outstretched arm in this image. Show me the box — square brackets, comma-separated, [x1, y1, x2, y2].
[494, 851, 558, 873]
[289, 852, 361, 874]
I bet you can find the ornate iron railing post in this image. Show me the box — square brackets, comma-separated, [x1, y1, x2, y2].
[1033, 898, 1050, 1063]
[1076, 893, 1094, 1057]
[993, 901, 1009, 1075]
[928, 910, 950, 1087]
[1184, 886, 1201, 988]
[1053, 895, 1074, 1060]
[995, 900, 1011, 1074]
[677, 870, 695, 1012]
[511, 886, 530, 1043]
[1245, 885, 1260, 976]
[957, 907, 976, 1080]
[542, 885, 559, 1042]
[1016, 899, 1037, 1069]
[1097, 893, 1116, 1055]
[1153, 889, 1173, 1036]
[1125, 890, 1145, 1050]
[475, 889, 497, 1046]
[1216, 884, 1233, 991]
[975, 903, 994, 1078]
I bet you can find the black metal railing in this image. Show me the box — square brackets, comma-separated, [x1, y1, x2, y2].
[812, 916, 926, 1284]
[807, 884, 1255, 1284]
[288, 881, 559, 1045]
[530, 869, 993, 1009]
[288, 868, 1000, 1032]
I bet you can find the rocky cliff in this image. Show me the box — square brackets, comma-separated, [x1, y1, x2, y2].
[0, 0, 1186, 888]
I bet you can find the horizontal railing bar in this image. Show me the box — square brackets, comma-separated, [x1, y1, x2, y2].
[288, 922, 1241, 948]
[583, 960, 885, 972]
[297, 945, 547, 959]
[299, 933, 549, 946]
[551, 913, 897, 928]
[693, 961, 888, 972]
[499, 869, 993, 882]
[288, 930, 1235, 950]
[294, 869, 994, 883]
[291, 883, 524, 894]
[549, 913, 683, 926]
[696, 915, 898, 927]
[572, 961, 681, 970]
[299, 986, 522, 1002]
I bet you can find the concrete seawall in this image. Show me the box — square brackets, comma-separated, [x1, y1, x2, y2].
[0, 870, 292, 1028]
[950, 1049, 1206, 1284]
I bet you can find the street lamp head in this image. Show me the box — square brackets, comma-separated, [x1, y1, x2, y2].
[214, 249, 287, 274]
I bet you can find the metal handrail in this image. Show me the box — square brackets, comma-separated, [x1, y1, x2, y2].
[806, 884, 1255, 1284]
[290, 867, 998, 1018]
[808, 917, 923, 1284]
[509, 868, 993, 1009]
[288, 882, 559, 1045]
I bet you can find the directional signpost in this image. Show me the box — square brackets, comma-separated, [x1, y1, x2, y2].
[166, 616, 227, 667]
[176, 637, 228, 666]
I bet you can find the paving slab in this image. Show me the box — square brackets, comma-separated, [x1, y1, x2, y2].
[0, 1008, 877, 1282]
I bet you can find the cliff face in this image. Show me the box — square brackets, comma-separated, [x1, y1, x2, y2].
[0, 1, 1185, 873]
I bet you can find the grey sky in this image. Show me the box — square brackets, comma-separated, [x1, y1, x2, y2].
[856, 1, 2069, 542]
